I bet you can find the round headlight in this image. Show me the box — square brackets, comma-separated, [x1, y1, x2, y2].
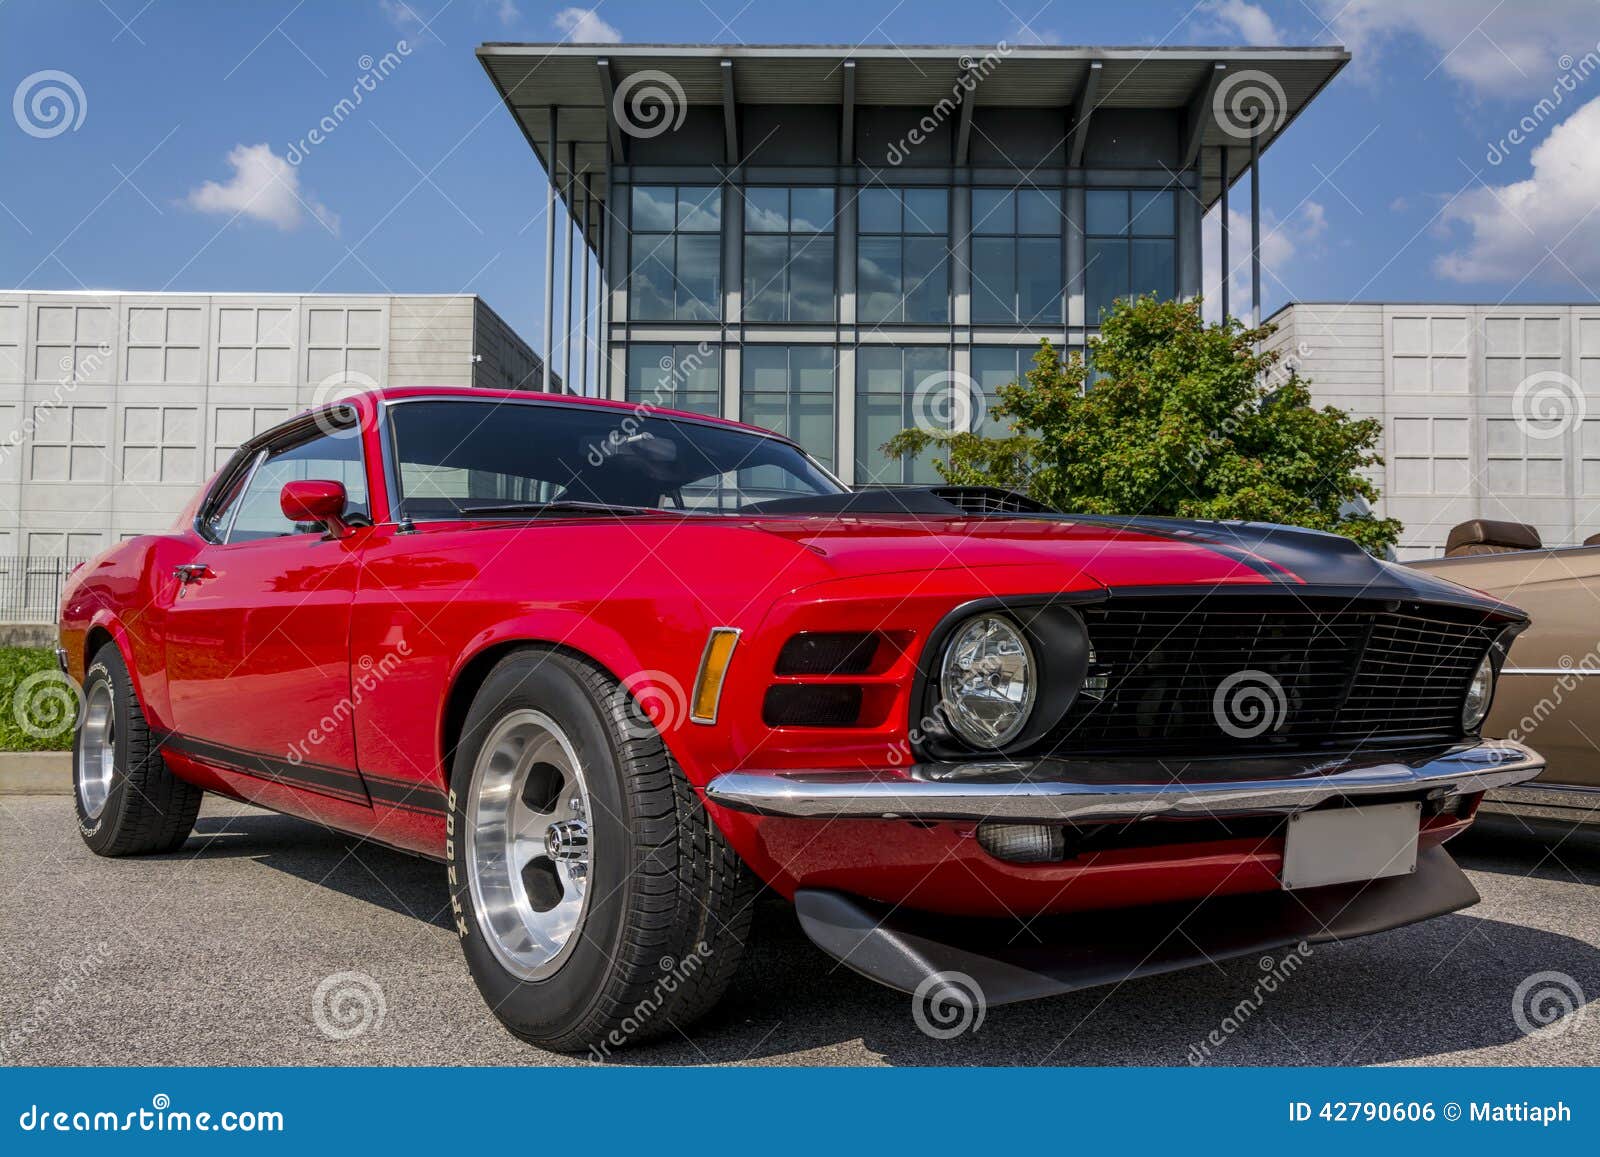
[1462, 653, 1495, 730]
[939, 614, 1036, 748]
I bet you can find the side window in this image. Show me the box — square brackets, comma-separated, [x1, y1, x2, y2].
[227, 431, 369, 543]
[200, 454, 258, 542]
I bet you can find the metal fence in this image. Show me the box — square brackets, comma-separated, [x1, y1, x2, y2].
[0, 556, 90, 624]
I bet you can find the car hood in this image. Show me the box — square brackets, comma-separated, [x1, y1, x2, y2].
[737, 512, 1526, 614]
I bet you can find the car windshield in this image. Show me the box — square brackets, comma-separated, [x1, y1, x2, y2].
[387, 398, 845, 518]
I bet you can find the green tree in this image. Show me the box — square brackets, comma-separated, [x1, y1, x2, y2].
[885, 296, 1401, 554]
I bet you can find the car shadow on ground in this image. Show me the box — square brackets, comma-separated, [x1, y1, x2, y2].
[179, 810, 1599, 1067]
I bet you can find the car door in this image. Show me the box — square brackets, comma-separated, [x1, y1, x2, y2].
[161, 421, 374, 806]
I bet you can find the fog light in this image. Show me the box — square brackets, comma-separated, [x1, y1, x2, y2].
[976, 822, 1065, 864]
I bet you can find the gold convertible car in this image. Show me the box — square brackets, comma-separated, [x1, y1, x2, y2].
[1410, 519, 1600, 827]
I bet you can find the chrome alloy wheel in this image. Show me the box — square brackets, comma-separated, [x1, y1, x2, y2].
[465, 709, 594, 981]
[76, 679, 115, 821]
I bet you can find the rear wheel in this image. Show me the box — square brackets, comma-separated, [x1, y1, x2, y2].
[74, 643, 203, 856]
[449, 648, 754, 1054]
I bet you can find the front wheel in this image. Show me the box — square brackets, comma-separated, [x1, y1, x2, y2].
[74, 642, 203, 856]
[448, 648, 754, 1054]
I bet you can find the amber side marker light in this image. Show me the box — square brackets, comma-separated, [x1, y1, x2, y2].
[692, 628, 741, 724]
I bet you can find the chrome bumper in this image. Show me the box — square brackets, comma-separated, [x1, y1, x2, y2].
[705, 739, 1545, 824]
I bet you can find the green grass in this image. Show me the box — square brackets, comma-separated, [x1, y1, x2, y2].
[0, 646, 76, 752]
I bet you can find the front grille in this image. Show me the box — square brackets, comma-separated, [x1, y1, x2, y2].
[1033, 596, 1502, 756]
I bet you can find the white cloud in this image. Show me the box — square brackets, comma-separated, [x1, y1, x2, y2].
[1315, 0, 1600, 97]
[491, 0, 520, 25]
[1435, 94, 1600, 285]
[185, 144, 338, 234]
[1195, 1, 1283, 47]
[552, 7, 621, 43]
[1202, 200, 1327, 323]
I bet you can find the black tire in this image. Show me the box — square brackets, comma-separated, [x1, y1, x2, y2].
[448, 647, 755, 1055]
[73, 643, 203, 856]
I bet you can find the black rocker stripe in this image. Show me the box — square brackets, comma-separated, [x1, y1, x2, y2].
[157, 732, 449, 816]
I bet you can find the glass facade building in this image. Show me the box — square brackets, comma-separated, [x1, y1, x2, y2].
[480, 44, 1348, 485]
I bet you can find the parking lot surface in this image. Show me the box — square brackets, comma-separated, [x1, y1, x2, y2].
[2, 794, 1596, 1067]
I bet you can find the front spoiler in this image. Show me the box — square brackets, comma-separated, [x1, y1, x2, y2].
[796, 844, 1480, 1005]
[706, 739, 1543, 824]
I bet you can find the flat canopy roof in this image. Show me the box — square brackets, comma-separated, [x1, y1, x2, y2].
[479, 43, 1349, 246]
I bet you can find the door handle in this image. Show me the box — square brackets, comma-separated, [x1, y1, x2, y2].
[173, 563, 212, 585]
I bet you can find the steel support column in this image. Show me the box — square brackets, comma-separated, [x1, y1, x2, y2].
[562, 140, 575, 393]
[1220, 146, 1230, 323]
[542, 106, 558, 391]
[579, 174, 591, 397]
[1250, 121, 1261, 329]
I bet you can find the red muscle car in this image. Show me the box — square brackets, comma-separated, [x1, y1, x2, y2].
[59, 387, 1544, 1052]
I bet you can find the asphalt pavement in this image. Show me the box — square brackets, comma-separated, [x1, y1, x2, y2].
[1, 794, 1596, 1066]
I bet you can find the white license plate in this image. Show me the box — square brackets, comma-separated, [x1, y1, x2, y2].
[1280, 801, 1421, 891]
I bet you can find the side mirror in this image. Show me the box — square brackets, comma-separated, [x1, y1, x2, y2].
[280, 479, 354, 539]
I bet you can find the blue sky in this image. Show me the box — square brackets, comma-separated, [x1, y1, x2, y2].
[3, 0, 1599, 348]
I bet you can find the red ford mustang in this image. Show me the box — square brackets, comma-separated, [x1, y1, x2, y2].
[59, 387, 1543, 1051]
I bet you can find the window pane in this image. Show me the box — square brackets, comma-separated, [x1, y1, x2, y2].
[1018, 236, 1063, 325]
[788, 234, 835, 323]
[903, 237, 949, 324]
[678, 186, 721, 231]
[1130, 238, 1176, 300]
[743, 235, 787, 322]
[632, 186, 675, 232]
[856, 394, 904, 484]
[1085, 238, 1130, 321]
[745, 187, 788, 233]
[793, 347, 837, 468]
[790, 187, 834, 233]
[742, 345, 788, 392]
[971, 188, 1013, 235]
[679, 345, 721, 414]
[744, 389, 787, 437]
[1017, 189, 1062, 234]
[1086, 189, 1129, 236]
[676, 234, 721, 321]
[857, 346, 902, 392]
[971, 236, 1015, 323]
[972, 346, 1021, 436]
[629, 235, 675, 320]
[1130, 189, 1174, 236]
[626, 345, 673, 404]
[903, 188, 947, 234]
[858, 187, 900, 233]
[857, 236, 902, 323]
